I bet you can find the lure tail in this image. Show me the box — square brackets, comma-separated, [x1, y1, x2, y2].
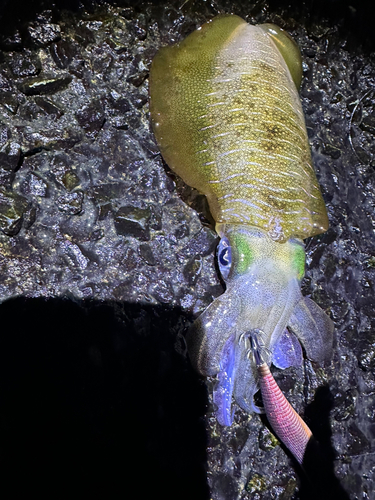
[250, 333, 312, 464]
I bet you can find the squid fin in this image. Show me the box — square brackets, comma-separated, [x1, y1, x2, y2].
[288, 297, 334, 365]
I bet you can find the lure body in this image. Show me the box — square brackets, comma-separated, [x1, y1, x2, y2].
[150, 15, 333, 425]
[250, 332, 312, 464]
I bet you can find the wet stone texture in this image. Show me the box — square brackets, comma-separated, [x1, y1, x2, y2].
[0, 1, 375, 499]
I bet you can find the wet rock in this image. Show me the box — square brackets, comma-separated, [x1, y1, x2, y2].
[0, 170, 13, 189]
[149, 207, 162, 231]
[323, 142, 342, 159]
[61, 171, 80, 192]
[174, 221, 189, 239]
[178, 289, 196, 309]
[212, 473, 238, 499]
[0, 187, 28, 235]
[21, 172, 48, 197]
[0, 31, 22, 51]
[18, 74, 72, 96]
[0, 123, 11, 147]
[109, 92, 131, 113]
[19, 100, 46, 121]
[180, 227, 218, 258]
[27, 22, 61, 47]
[90, 228, 104, 241]
[273, 476, 299, 499]
[88, 183, 124, 203]
[183, 255, 202, 285]
[192, 294, 215, 316]
[258, 426, 279, 451]
[104, 16, 129, 53]
[74, 23, 97, 47]
[245, 473, 267, 494]
[127, 70, 148, 87]
[360, 115, 375, 135]
[112, 278, 137, 301]
[97, 202, 112, 220]
[0, 93, 19, 114]
[90, 51, 112, 77]
[139, 243, 156, 266]
[0, 141, 21, 173]
[131, 92, 148, 109]
[23, 205, 37, 230]
[333, 388, 356, 421]
[112, 117, 129, 130]
[0, 3, 373, 499]
[44, 155, 79, 191]
[129, 14, 147, 41]
[34, 97, 63, 118]
[125, 113, 141, 130]
[346, 422, 370, 456]
[75, 100, 105, 137]
[8, 51, 41, 78]
[21, 126, 82, 151]
[68, 59, 86, 79]
[50, 39, 77, 69]
[114, 205, 152, 241]
[127, 52, 151, 88]
[357, 339, 375, 371]
[59, 203, 98, 242]
[0, 73, 12, 92]
[59, 239, 89, 269]
[149, 278, 174, 303]
[228, 426, 249, 455]
[119, 7, 135, 20]
[56, 190, 84, 215]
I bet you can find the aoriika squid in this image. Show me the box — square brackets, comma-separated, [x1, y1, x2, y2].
[149, 15, 334, 463]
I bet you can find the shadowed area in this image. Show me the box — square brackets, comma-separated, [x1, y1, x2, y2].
[299, 386, 351, 500]
[0, 297, 209, 500]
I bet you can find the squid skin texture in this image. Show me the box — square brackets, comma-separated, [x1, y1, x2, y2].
[149, 14, 328, 242]
[150, 15, 333, 423]
[272, 328, 303, 370]
[213, 335, 236, 426]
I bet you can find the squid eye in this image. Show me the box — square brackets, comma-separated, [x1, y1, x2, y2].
[217, 237, 232, 280]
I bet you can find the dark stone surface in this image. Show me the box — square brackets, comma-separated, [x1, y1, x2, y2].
[18, 73, 73, 96]
[0, 1, 374, 499]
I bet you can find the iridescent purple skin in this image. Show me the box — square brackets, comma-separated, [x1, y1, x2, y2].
[213, 335, 236, 426]
[272, 329, 303, 370]
[251, 334, 312, 464]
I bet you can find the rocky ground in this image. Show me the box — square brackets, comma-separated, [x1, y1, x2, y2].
[0, 0, 374, 498]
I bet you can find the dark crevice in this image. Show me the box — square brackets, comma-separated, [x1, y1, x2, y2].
[16, 146, 52, 172]
[300, 386, 351, 500]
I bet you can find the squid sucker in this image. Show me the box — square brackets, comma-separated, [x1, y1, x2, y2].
[150, 14, 334, 462]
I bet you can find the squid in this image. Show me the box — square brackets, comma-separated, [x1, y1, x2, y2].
[149, 14, 334, 462]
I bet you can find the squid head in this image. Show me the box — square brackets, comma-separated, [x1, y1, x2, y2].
[188, 224, 333, 424]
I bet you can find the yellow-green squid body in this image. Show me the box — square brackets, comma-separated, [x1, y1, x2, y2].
[150, 15, 333, 426]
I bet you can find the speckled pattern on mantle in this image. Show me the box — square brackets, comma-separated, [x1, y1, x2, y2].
[0, 1, 374, 499]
